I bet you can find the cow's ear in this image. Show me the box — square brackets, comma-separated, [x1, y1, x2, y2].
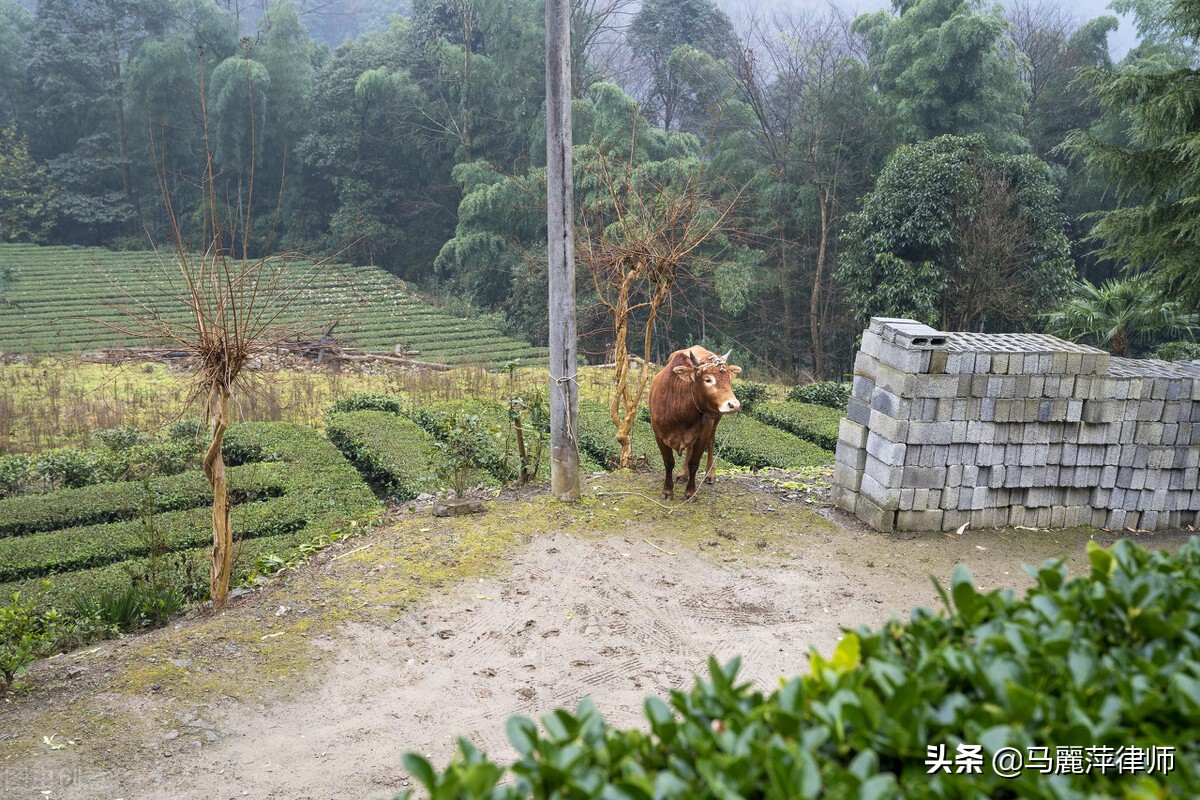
[728, 365, 742, 376]
[672, 365, 695, 381]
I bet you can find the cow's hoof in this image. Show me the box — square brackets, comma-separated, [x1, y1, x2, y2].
[662, 490, 674, 500]
[704, 475, 716, 485]
[684, 489, 696, 499]
[674, 473, 688, 484]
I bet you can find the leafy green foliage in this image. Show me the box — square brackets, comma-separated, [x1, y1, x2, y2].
[1064, 1, 1200, 310]
[751, 402, 843, 452]
[1044, 276, 1198, 357]
[854, 0, 1028, 152]
[0, 589, 59, 689]
[730, 380, 768, 414]
[326, 410, 442, 501]
[0, 423, 379, 612]
[430, 412, 490, 498]
[398, 537, 1200, 798]
[786, 381, 851, 411]
[713, 415, 832, 470]
[1151, 340, 1200, 361]
[412, 399, 516, 484]
[329, 392, 410, 416]
[0, 127, 55, 242]
[838, 135, 1074, 332]
[627, 0, 740, 131]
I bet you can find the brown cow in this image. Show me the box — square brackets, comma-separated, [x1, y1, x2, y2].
[648, 345, 742, 500]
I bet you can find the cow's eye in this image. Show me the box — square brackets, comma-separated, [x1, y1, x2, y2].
[704, 377, 716, 385]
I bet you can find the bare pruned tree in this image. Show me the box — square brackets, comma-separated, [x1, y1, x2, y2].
[577, 134, 742, 468]
[100, 53, 325, 611]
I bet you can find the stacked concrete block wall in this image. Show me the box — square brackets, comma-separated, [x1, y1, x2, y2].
[832, 317, 1200, 532]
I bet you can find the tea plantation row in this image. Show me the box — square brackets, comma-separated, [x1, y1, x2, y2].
[0, 244, 547, 365]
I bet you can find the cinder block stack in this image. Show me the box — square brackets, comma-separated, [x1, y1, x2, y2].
[832, 318, 1200, 532]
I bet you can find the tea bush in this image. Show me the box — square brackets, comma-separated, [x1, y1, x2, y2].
[1, 590, 60, 689]
[732, 380, 770, 413]
[398, 537, 1200, 798]
[751, 402, 842, 451]
[326, 410, 443, 501]
[0, 423, 379, 612]
[786, 381, 852, 411]
[714, 415, 833, 470]
[412, 399, 517, 483]
[329, 392, 409, 415]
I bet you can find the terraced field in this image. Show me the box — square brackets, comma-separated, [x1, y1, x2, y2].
[0, 244, 547, 365]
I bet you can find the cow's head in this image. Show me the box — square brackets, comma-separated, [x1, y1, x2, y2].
[673, 349, 742, 414]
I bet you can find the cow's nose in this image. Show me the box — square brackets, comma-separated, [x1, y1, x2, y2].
[723, 399, 741, 413]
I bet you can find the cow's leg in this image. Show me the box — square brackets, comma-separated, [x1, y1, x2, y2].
[704, 418, 720, 485]
[684, 440, 704, 499]
[657, 439, 675, 500]
[676, 445, 690, 483]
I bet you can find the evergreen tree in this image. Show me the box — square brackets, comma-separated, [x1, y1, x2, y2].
[838, 135, 1074, 332]
[1065, 0, 1200, 310]
[627, 0, 740, 131]
[854, 0, 1028, 152]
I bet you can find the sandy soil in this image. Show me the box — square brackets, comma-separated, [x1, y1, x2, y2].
[1, 471, 1192, 800]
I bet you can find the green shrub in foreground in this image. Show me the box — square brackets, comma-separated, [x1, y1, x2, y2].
[399, 537, 1200, 798]
[752, 401, 842, 451]
[786, 381, 851, 411]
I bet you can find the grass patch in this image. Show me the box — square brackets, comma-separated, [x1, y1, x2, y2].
[714, 414, 833, 469]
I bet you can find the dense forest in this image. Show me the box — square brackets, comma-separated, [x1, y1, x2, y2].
[1, 0, 1199, 377]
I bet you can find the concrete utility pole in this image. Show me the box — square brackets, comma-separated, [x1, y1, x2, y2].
[546, 0, 580, 500]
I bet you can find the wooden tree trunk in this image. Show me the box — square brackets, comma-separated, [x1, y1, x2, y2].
[204, 385, 233, 611]
[611, 285, 634, 468]
[811, 187, 830, 381]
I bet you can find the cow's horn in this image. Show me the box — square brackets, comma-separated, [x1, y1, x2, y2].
[689, 350, 701, 366]
[721, 349, 732, 362]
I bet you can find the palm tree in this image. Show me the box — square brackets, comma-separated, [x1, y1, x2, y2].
[1043, 277, 1198, 358]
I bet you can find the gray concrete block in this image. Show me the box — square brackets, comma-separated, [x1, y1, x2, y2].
[832, 483, 858, 514]
[879, 340, 932, 374]
[903, 465, 949, 489]
[870, 386, 908, 419]
[865, 452, 903, 489]
[859, 330, 884, 360]
[855, 492, 895, 532]
[839, 418, 869, 450]
[941, 509, 972, 531]
[836, 441, 867, 471]
[928, 349, 948, 374]
[912, 375, 959, 399]
[853, 351, 879, 379]
[899, 488, 915, 510]
[860, 470, 901, 512]
[1081, 400, 1117, 424]
[868, 408, 909, 443]
[908, 421, 954, 446]
[847, 396, 871, 426]
[833, 461, 862, 493]
[896, 509, 944, 531]
[851, 374, 875, 401]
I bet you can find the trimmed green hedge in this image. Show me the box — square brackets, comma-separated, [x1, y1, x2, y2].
[786, 380, 851, 410]
[0, 500, 307, 583]
[0, 528, 320, 613]
[714, 415, 833, 469]
[0, 423, 379, 610]
[751, 401, 843, 451]
[327, 410, 442, 501]
[0, 472, 219, 538]
[399, 537, 1200, 798]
